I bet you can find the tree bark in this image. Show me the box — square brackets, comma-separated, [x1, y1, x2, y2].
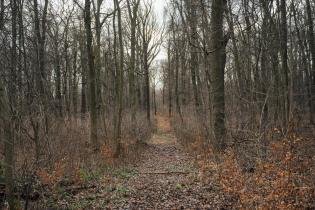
[144, 41, 150, 122]
[187, 0, 201, 113]
[306, 0, 315, 123]
[84, 0, 99, 151]
[113, 0, 124, 156]
[79, 26, 87, 117]
[33, 0, 48, 97]
[168, 40, 172, 117]
[0, 0, 4, 30]
[127, 0, 140, 126]
[4, 0, 17, 208]
[280, 0, 290, 125]
[209, 0, 227, 153]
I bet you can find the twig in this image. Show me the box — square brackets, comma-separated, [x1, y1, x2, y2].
[140, 171, 192, 175]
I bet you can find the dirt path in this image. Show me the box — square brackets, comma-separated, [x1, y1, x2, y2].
[31, 115, 231, 209]
[106, 116, 229, 209]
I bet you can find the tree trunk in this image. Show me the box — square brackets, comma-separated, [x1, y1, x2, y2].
[84, 0, 99, 151]
[306, 0, 315, 123]
[95, 0, 102, 116]
[72, 39, 78, 117]
[54, 36, 62, 116]
[187, 0, 201, 113]
[33, 0, 48, 97]
[113, 0, 124, 156]
[127, 0, 140, 126]
[3, 0, 17, 208]
[168, 40, 172, 117]
[0, 0, 4, 30]
[79, 28, 87, 117]
[63, 28, 70, 116]
[280, 0, 290, 125]
[209, 0, 227, 153]
[144, 42, 150, 122]
[153, 83, 157, 116]
[1, 80, 15, 209]
[172, 20, 183, 122]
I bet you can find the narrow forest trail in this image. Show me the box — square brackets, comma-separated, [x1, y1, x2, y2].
[106, 115, 229, 209]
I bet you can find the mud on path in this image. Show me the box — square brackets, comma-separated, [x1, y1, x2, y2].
[106, 115, 230, 209]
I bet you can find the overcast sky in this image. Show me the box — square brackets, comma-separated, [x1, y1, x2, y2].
[153, 0, 167, 22]
[153, 0, 168, 61]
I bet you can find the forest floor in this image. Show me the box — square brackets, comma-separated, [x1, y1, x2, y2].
[47, 115, 232, 209]
[104, 115, 230, 209]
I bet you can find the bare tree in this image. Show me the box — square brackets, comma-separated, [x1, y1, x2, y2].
[3, 0, 18, 208]
[280, 0, 290, 124]
[209, 0, 228, 153]
[306, 0, 315, 123]
[113, 0, 124, 156]
[84, 0, 99, 151]
[127, 0, 140, 128]
[138, 0, 163, 122]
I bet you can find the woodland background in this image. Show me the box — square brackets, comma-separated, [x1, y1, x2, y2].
[0, 0, 314, 209]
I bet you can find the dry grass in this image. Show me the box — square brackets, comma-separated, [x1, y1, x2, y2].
[155, 115, 172, 133]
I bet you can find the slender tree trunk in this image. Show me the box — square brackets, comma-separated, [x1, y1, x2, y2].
[153, 83, 157, 115]
[1, 80, 15, 210]
[180, 34, 187, 106]
[260, 0, 270, 158]
[175, 53, 182, 121]
[95, 0, 103, 117]
[79, 28, 87, 117]
[33, 0, 48, 97]
[172, 22, 183, 122]
[114, 0, 124, 156]
[168, 40, 172, 117]
[144, 42, 150, 122]
[0, 0, 4, 30]
[54, 36, 62, 116]
[84, 0, 99, 151]
[306, 0, 315, 123]
[4, 0, 18, 208]
[280, 0, 290, 125]
[127, 0, 140, 126]
[32, 0, 48, 160]
[162, 77, 165, 106]
[64, 28, 70, 116]
[72, 39, 78, 117]
[187, 0, 201, 113]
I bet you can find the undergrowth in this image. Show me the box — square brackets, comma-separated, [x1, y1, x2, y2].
[172, 113, 315, 209]
[0, 112, 153, 208]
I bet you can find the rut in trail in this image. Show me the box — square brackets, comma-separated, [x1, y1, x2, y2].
[108, 115, 229, 209]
